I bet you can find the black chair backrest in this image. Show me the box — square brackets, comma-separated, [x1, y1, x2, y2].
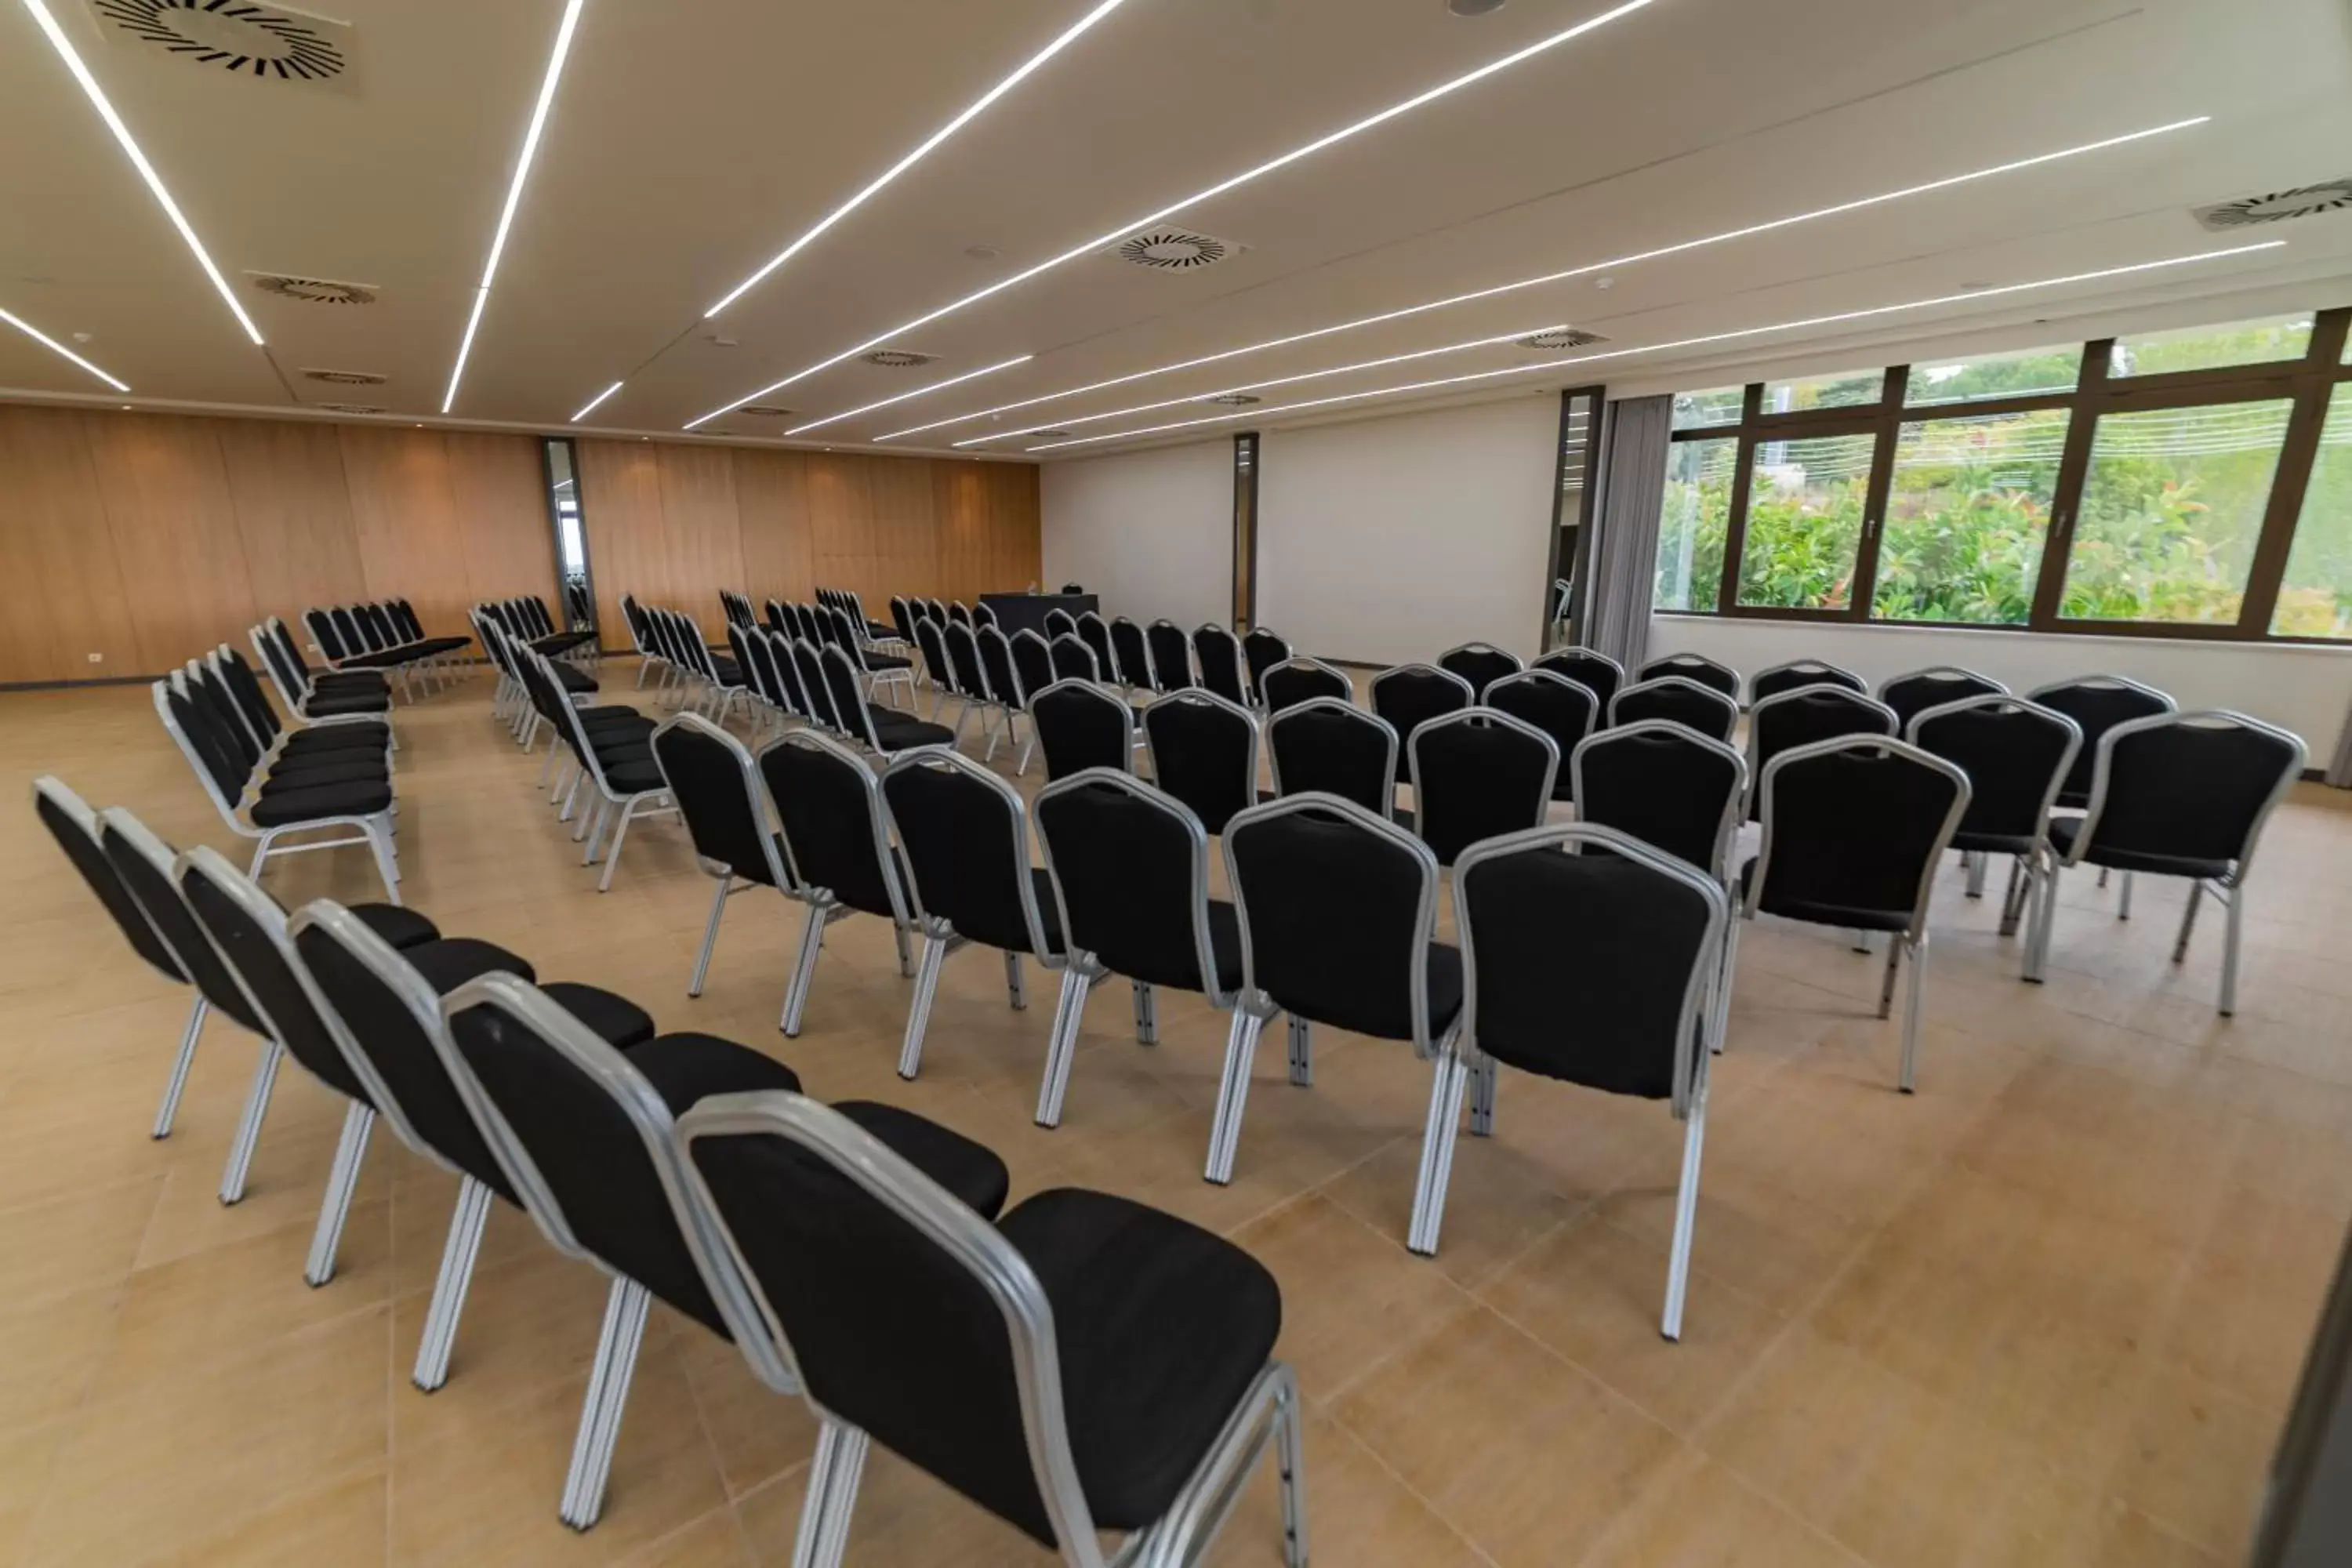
[1145, 620, 1193, 691]
[1534, 648, 1623, 716]
[789, 641, 840, 731]
[913, 616, 957, 694]
[945, 621, 991, 702]
[1406, 709, 1559, 867]
[760, 630, 809, 718]
[1240, 628, 1290, 703]
[34, 777, 183, 985]
[2081, 712, 2305, 870]
[818, 646, 891, 749]
[976, 626, 1025, 710]
[1037, 771, 1226, 997]
[889, 595, 916, 644]
[1610, 675, 1739, 744]
[1753, 739, 1968, 929]
[1639, 652, 1738, 698]
[1457, 824, 1725, 1106]
[1194, 623, 1247, 705]
[306, 607, 348, 662]
[1260, 657, 1351, 716]
[2028, 676, 2176, 806]
[1109, 617, 1153, 688]
[1225, 795, 1447, 1046]
[212, 647, 283, 749]
[1878, 666, 2007, 733]
[1141, 691, 1260, 835]
[1483, 670, 1596, 800]
[1436, 642, 1521, 697]
[757, 732, 906, 919]
[1042, 607, 1076, 641]
[332, 606, 369, 655]
[948, 601, 974, 629]
[1748, 687, 1898, 815]
[392, 599, 426, 641]
[1750, 659, 1866, 706]
[880, 752, 1054, 956]
[1010, 629, 1053, 704]
[1370, 664, 1475, 783]
[99, 809, 261, 1036]
[653, 715, 792, 890]
[1265, 699, 1396, 818]
[971, 601, 997, 631]
[176, 848, 371, 1103]
[1572, 721, 1746, 877]
[1907, 697, 2079, 848]
[1029, 679, 1132, 782]
[1047, 633, 1099, 684]
[1075, 612, 1116, 680]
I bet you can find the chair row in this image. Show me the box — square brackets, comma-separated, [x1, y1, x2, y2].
[34, 783, 1305, 1563]
[763, 597, 918, 706]
[478, 593, 597, 664]
[617, 597, 745, 718]
[302, 599, 470, 699]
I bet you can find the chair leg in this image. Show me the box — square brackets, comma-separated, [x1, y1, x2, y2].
[2119, 870, 2135, 920]
[412, 1176, 494, 1392]
[1965, 850, 1988, 898]
[1205, 1008, 1269, 1184]
[1468, 1052, 1498, 1137]
[2172, 880, 2202, 964]
[1877, 935, 1900, 1020]
[892, 923, 913, 979]
[559, 1277, 652, 1532]
[791, 1421, 869, 1568]
[217, 1042, 285, 1204]
[1850, 929, 1872, 954]
[303, 1101, 375, 1287]
[2220, 884, 2243, 1018]
[1405, 1051, 1472, 1255]
[898, 934, 948, 1080]
[1287, 1014, 1312, 1086]
[1134, 981, 1158, 1045]
[1900, 931, 1929, 1094]
[1710, 913, 1741, 1055]
[688, 878, 729, 996]
[2024, 861, 2058, 982]
[1004, 950, 1025, 1010]
[363, 816, 402, 906]
[780, 902, 827, 1036]
[1998, 855, 2029, 938]
[151, 995, 209, 1138]
[1660, 1078, 1712, 1341]
[597, 800, 639, 891]
[2098, 866, 2110, 888]
[1034, 969, 1094, 1128]
[1275, 1366, 1309, 1568]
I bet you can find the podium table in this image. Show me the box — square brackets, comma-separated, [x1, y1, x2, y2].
[979, 592, 1099, 638]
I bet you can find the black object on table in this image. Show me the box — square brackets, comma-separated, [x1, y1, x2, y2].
[980, 592, 1100, 639]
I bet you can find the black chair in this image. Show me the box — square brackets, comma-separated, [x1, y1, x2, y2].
[1194, 622, 1248, 706]
[1029, 677, 1134, 782]
[1572, 721, 1747, 881]
[1609, 673, 1739, 744]
[1146, 619, 1195, 691]
[1142, 688, 1262, 834]
[1483, 670, 1596, 801]
[249, 625, 392, 725]
[1639, 652, 1739, 699]
[1240, 626, 1291, 706]
[1369, 663, 1475, 785]
[1748, 659, 1866, 706]
[1878, 666, 2008, 734]
[971, 600, 998, 632]
[949, 601, 975, 629]
[1109, 615, 1156, 691]
[1265, 698, 1400, 822]
[2028, 672, 2178, 833]
[1436, 641, 1522, 698]
[1406, 707, 1559, 867]
[757, 730, 917, 1033]
[1414, 823, 1728, 1340]
[650, 713, 808, 1000]
[975, 624, 1037, 769]
[1010, 628, 1055, 719]
[1210, 793, 1460, 1183]
[888, 594, 919, 648]
[1043, 607, 1078, 641]
[880, 748, 1067, 1080]
[1260, 655, 1352, 716]
[943, 620, 1009, 752]
[2038, 711, 2304, 1014]
[818, 644, 957, 755]
[827, 604, 917, 706]
[1049, 632, 1102, 685]
[674, 1091, 1305, 1566]
[1906, 695, 2079, 953]
[529, 649, 677, 891]
[913, 616, 962, 723]
[1534, 647, 1624, 719]
[1747, 736, 1969, 1092]
[1076, 612, 1120, 688]
[1745, 685, 1898, 818]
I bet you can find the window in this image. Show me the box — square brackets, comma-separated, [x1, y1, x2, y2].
[1760, 368, 1882, 415]
[1670, 385, 1743, 430]
[1736, 430, 1875, 611]
[1875, 408, 2067, 624]
[2274, 383, 2352, 639]
[2108, 314, 2313, 378]
[1656, 437, 1733, 612]
[1905, 344, 2081, 406]
[2060, 399, 2292, 626]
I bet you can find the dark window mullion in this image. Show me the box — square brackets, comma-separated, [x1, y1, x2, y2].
[1846, 366, 1907, 622]
[1716, 426, 1759, 612]
[2238, 370, 2337, 638]
[2026, 342, 2111, 629]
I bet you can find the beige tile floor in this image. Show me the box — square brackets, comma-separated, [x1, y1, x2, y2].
[3, 668, 2348, 1566]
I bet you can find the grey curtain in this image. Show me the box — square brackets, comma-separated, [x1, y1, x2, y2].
[1581, 394, 1673, 673]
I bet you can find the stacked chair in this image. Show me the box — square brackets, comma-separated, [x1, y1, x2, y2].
[251, 615, 394, 729]
[303, 600, 470, 698]
[481, 594, 595, 662]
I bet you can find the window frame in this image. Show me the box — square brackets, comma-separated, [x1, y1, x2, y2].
[1658, 305, 2352, 644]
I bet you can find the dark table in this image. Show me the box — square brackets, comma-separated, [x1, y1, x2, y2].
[980, 592, 1099, 638]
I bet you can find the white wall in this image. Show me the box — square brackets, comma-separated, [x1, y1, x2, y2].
[1648, 614, 2352, 761]
[1256, 395, 1559, 667]
[1040, 440, 1231, 630]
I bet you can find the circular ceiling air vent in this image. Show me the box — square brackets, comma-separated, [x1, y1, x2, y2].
[316, 402, 385, 416]
[249, 272, 377, 306]
[1515, 327, 1608, 351]
[91, 0, 348, 82]
[2192, 179, 2352, 230]
[737, 405, 797, 418]
[1116, 230, 1234, 270]
[301, 368, 387, 386]
[1201, 393, 1261, 407]
[860, 350, 938, 368]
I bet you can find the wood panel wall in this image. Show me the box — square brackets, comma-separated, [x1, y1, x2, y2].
[574, 438, 1040, 641]
[0, 404, 1042, 684]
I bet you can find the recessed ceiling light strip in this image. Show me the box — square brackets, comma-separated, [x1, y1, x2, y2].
[19, 0, 265, 345]
[442, 0, 589, 413]
[1027, 241, 2286, 452]
[785, 355, 1034, 434]
[887, 115, 2209, 442]
[706, 0, 1136, 319]
[949, 324, 1567, 445]
[685, 0, 1657, 429]
[571, 379, 624, 423]
[0, 306, 130, 390]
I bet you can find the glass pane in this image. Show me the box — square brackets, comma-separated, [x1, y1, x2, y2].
[1761, 368, 1882, 415]
[1873, 410, 2067, 624]
[1736, 430, 1875, 611]
[2108, 314, 2313, 377]
[2060, 399, 2293, 625]
[1905, 344, 2082, 406]
[1654, 437, 1733, 612]
[1671, 385, 1744, 430]
[2273, 383, 2352, 639]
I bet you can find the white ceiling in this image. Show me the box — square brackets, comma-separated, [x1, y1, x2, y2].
[2, 0, 2348, 459]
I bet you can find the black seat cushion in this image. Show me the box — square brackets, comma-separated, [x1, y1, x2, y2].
[1951, 829, 2038, 857]
[871, 711, 957, 750]
[998, 1188, 1282, 1531]
[578, 705, 645, 725]
[531, 631, 597, 657]
[2047, 816, 2230, 880]
[299, 691, 391, 719]
[280, 724, 389, 753]
[631, 1031, 801, 1112]
[351, 904, 438, 950]
[602, 757, 668, 793]
[407, 637, 472, 658]
[313, 670, 389, 694]
[710, 656, 744, 684]
[554, 662, 598, 694]
[249, 779, 394, 826]
[1737, 862, 1912, 932]
[862, 651, 914, 672]
[835, 1101, 1012, 1218]
[544, 982, 657, 1049]
[408, 938, 538, 993]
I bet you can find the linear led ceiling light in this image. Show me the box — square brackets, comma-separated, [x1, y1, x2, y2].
[1027, 241, 2285, 451]
[786, 355, 1033, 434]
[20, 0, 264, 345]
[442, 0, 588, 413]
[901, 115, 2209, 443]
[571, 379, 623, 423]
[687, 0, 1657, 428]
[707, 0, 1135, 318]
[0, 306, 130, 390]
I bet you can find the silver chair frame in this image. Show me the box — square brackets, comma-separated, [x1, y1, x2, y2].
[1436, 640, 1524, 699]
[1638, 652, 1740, 696]
[1747, 656, 1865, 706]
[1258, 655, 1355, 713]
[1904, 695, 2079, 967]
[650, 713, 805, 1000]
